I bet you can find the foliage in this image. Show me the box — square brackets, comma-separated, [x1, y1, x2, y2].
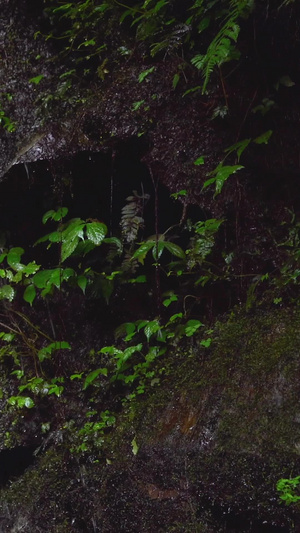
[41, 0, 256, 93]
[277, 476, 300, 506]
[191, 0, 254, 93]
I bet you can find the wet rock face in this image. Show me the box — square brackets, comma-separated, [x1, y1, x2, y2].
[0, 309, 299, 532]
[2, 1, 300, 531]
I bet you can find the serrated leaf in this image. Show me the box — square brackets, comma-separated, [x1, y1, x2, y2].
[86, 222, 107, 245]
[23, 285, 36, 306]
[23, 261, 40, 276]
[61, 237, 80, 262]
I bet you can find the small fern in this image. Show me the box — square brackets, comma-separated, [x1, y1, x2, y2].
[191, 0, 254, 93]
[120, 191, 150, 244]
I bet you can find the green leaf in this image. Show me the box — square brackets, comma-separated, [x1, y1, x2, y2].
[8, 396, 34, 408]
[23, 285, 36, 306]
[194, 156, 205, 165]
[0, 285, 14, 301]
[138, 66, 155, 83]
[7, 247, 24, 271]
[144, 320, 160, 341]
[42, 208, 68, 224]
[172, 73, 180, 89]
[132, 241, 155, 264]
[22, 261, 40, 276]
[204, 164, 244, 196]
[86, 222, 107, 245]
[83, 368, 108, 390]
[29, 74, 44, 85]
[163, 241, 186, 259]
[77, 275, 87, 294]
[52, 207, 68, 221]
[224, 138, 251, 161]
[78, 39, 96, 48]
[152, 241, 165, 261]
[131, 438, 139, 456]
[184, 319, 203, 337]
[163, 294, 178, 307]
[200, 338, 212, 348]
[33, 269, 52, 289]
[253, 130, 273, 145]
[61, 237, 80, 262]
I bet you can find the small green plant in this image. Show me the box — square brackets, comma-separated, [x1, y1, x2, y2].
[68, 410, 116, 455]
[277, 476, 300, 505]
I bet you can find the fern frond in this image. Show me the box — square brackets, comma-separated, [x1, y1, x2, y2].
[191, 0, 253, 93]
[120, 191, 150, 244]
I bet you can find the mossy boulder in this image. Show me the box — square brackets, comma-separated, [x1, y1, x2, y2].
[0, 306, 300, 531]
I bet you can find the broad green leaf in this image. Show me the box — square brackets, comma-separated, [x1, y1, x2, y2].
[42, 210, 55, 224]
[132, 241, 155, 264]
[33, 269, 52, 289]
[224, 138, 251, 161]
[62, 268, 75, 281]
[184, 319, 203, 337]
[38, 341, 71, 362]
[83, 368, 108, 390]
[144, 320, 160, 341]
[7, 247, 24, 271]
[23, 285, 36, 306]
[204, 164, 244, 196]
[117, 344, 143, 370]
[214, 165, 244, 195]
[0, 285, 14, 301]
[200, 338, 212, 348]
[48, 231, 62, 243]
[100, 346, 120, 355]
[152, 240, 165, 260]
[163, 241, 186, 259]
[86, 222, 107, 245]
[253, 130, 273, 145]
[163, 294, 178, 307]
[22, 261, 40, 276]
[61, 237, 80, 262]
[103, 237, 123, 253]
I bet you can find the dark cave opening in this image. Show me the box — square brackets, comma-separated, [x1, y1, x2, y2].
[0, 445, 37, 487]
